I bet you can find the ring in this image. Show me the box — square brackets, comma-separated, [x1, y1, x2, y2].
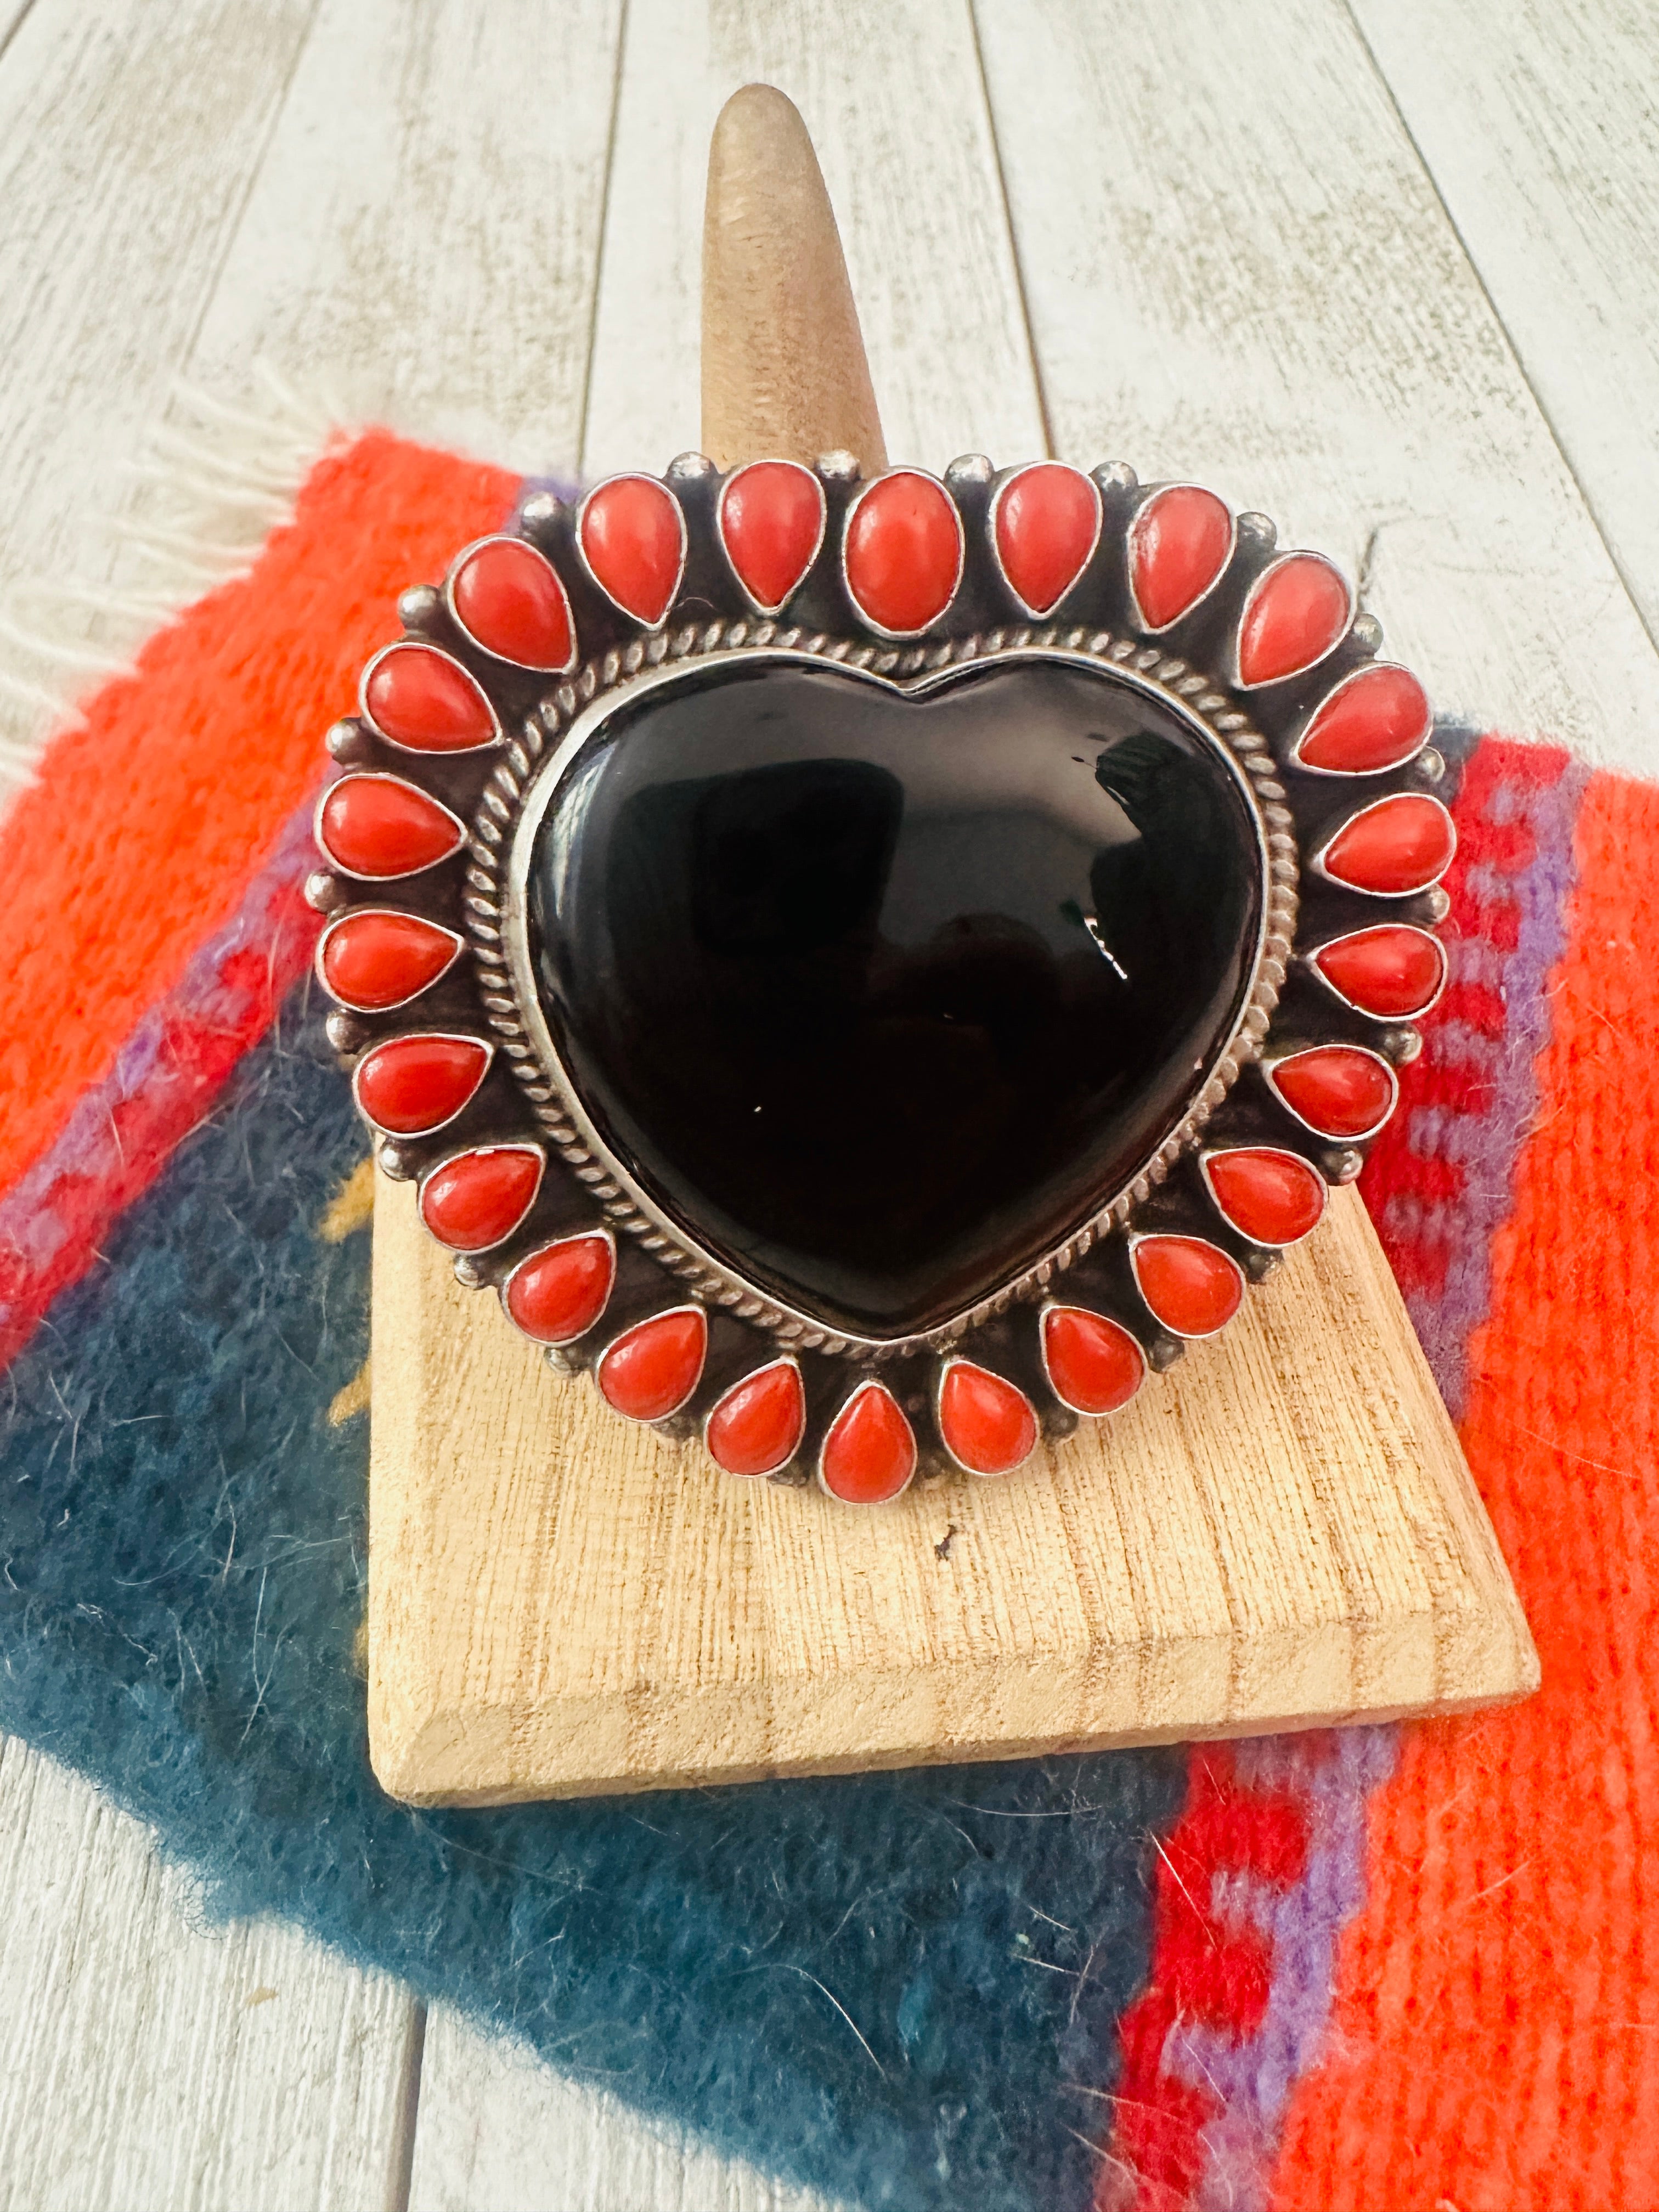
[310, 451, 1452, 1504]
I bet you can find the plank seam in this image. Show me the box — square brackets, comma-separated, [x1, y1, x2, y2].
[1341, 0, 1659, 670]
[966, 0, 1056, 461]
[577, 0, 634, 477]
[174, 0, 331, 381]
[0, 0, 41, 75]
[387, 1997, 428, 2212]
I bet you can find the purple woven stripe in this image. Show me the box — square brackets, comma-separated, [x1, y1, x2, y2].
[1378, 758, 1588, 1417]
[1161, 1729, 1399, 2212]
[0, 803, 319, 1299]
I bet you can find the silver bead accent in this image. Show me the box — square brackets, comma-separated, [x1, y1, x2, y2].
[303, 870, 347, 913]
[945, 454, 995, 492]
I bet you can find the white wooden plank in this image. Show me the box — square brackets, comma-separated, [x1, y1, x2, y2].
[0, 1739, 417, 2212]
[407, 2006, 843, 2212]
[0, 0, 317, 778]
[185, 0, 624, 474]
[581, 0, 1046, 473]
[973, 0, 1659, 778]
[1350, 0, 1659, 647]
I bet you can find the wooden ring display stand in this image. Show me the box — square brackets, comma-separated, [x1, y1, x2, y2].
[365, 84, 1537, 1807]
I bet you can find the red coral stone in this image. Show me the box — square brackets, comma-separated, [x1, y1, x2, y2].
[1128, 483, 1233, 630]
[1236, 554, 1352, 686]
[1269, 1046, 1396, 1139]
[705, 1359, 806, 1476]
[1132, 1235, 1243, 1338]
[596, 1307, 708, 1422]
[993, 462, 1100, 615]
[317, 911, 461, 1011]
[820, 1383, 917, 1505]
[354, 1034, 489, 1136]
[317, 774, 463, 878]
[1312, 924, 1447, 1018]
[1204, 1148, 1327, 1246]
[503, 1232, 616, 1346]
[419, 1145, 543, 1252]
[1321, 793, 1455, 894]
[938, 1362, 1038, 1476]
[449, 535, 574, 670]
[1041, 1306, 1146, 1417]
[844, 470, 963, 635]
[718, 460, 826, 612]
[1296, 663, 1431, 773]
[362, 642, 498, 752]
[579, 475, 686, 626]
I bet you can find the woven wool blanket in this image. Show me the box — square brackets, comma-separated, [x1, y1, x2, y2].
[1, 426, 1654, 2212]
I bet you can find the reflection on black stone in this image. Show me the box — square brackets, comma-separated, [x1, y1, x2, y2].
[528, 657, 1262, 1338]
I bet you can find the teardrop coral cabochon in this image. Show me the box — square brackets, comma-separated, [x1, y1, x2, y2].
[448, 535, 575, 672]
[316, 774, 465, 879]
[1312, 924, 1447, 1018]
[1295, 661, 1430, 774]
[360, 641, 499, 752]
[1041, 1306, 1146, 1417]
[503, 1232, 616, 1347]
[1235, 552, 1352, 687]
[418, 1145, 544, 1252]
[1132, 1235, 1244, 1338]
[317, 910, 462, 1012]
[1127, 483, 1234, 631]
[578, 475, 687, 628]
[705, 1360, 807, 1477]
[718, 460, 826, 613]
[354, 1034, 491, 1137]
[596, 1307, 708, 1421]
[1318, 792, 1455, 895]
[843, 470, 964, 635]
[820, 1383, 917, 1505]
[938, 1362, 1039, 1477]
[992, 462, 1101, 616]
[1268, 1046, 1397, 1141]
[1203, 1147, 1326, 1246]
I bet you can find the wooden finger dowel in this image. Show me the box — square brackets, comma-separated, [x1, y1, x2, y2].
[701, 84, 886, 473]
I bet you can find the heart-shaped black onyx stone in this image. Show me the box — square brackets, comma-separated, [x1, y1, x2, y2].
[527, 657, 1264, 1339]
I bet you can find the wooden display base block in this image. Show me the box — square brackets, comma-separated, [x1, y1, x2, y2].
[366, 1180, 1536, 1805]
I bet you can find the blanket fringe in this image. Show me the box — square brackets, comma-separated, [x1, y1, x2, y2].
[0, 363, 345, 795]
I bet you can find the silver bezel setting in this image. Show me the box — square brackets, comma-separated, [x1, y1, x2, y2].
[443, 533, 579, 677]
[987, 461, 1103, 620]
[574, 473, 689, 633]
[315, 772, 468, 882]
[716, 460, 828, 617]
[358, 639, 503, 752]
[475, 625, 1296, 1360]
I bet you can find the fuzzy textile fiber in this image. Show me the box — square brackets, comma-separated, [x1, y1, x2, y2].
[2, 430, 1656, 2212]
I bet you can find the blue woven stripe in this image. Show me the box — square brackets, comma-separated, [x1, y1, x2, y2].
[0, 978, 1184, 2212]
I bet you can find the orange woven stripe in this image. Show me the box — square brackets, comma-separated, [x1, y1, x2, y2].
[0, 431, 517, 1200]
[1272, 768, 1659, 2210]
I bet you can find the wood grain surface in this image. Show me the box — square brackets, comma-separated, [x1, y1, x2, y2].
[1, 0, 1652, 2200]
[370, 1171, 1536, 1803]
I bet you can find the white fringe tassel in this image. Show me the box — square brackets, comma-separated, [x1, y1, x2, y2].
[0, 363, 347, 794]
